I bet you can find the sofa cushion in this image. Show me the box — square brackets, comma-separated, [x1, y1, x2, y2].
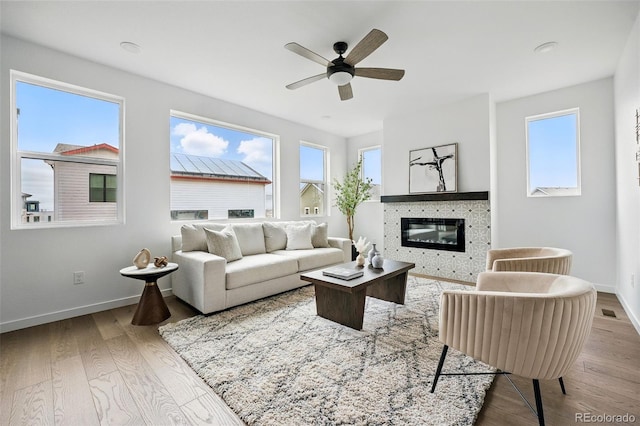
[181, 223, 226, 252]
[225, 253, 298, 290]
[230, 223, 266, 256]
[263, 222, 287, 252]
[271, 247, 344, 271]
[204, 227, 243, 262]
[285, 223, 314, 250]
[311, 222, 330, 248]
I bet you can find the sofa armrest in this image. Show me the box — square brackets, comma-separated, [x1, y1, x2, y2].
[171, 235, 182, 253]
[328, 237, 352, 263]
[171, 250, 227, 314]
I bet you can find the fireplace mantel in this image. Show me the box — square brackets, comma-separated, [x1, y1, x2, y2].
[380, 191, 489, 203]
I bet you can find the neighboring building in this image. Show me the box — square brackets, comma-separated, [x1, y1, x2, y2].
[36, 146, 270, 223]
[170, 152, 271, 220]
[299, 183, 324, 216]
[21, 192, 53, 224]
[44, 143, 119, 222]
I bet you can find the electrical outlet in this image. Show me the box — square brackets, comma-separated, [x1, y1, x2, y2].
[73, 271, 85, 285]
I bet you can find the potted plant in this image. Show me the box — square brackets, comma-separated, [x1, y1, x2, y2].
[333, 158, 374, 253]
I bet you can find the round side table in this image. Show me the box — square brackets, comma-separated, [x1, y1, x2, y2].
[119, 262, 178, 325]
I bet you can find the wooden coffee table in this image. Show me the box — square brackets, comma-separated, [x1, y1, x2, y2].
[300, 259, 415, 330]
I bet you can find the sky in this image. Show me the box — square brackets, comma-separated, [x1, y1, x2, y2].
[169, 115, 273, 183]
[527, 112, 579, 192]
[362, 147, 382, 185]
[300, 144, 324, 182]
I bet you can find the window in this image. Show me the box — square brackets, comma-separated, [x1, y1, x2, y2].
[170, 210, 208, 221]
[89, 174, 117, 202]
[170, 111, 276, 220]
[526, 108, 580, 197]
[359, 146, 382, 199]
[228, 209, 254, 218]
[300, 142, 327, 216]
[11, 71, 124, 228]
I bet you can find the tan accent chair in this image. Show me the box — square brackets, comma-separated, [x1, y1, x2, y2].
[431, 271, 597, 426]
[486, 247, 572, 274]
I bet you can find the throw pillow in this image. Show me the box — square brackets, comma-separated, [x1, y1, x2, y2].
[230, 223, 266, 256]
[181, 224, 208, 252]
[204, 227, 243, 262]
[180, 223, 226, 252]
[263, 222, 287, 252]
[285, 223, 314, 250]
[311, 222, 330, 248]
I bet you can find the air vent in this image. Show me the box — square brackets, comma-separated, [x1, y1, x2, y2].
[602, 309, 616, 318]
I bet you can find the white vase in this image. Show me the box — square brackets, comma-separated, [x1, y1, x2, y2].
[356, 253, 365, 266]
[372, 253, 384, 269]
[133, 248, 151, 269]
[368, 244, 379, 263]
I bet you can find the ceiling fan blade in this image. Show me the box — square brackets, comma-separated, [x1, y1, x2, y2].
[286, 73, 326, 90]
[285, 42, 332, 67]
[344, 29, 388, 66]
[355, 67, 405, 81]
[338, 83, 353, 101]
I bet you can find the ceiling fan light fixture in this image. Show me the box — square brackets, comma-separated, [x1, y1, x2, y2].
[329, 70, 353, 86]
[285, 29, 403, 99]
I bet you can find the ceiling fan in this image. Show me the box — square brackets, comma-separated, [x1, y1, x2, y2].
[285, 29, 405, 101]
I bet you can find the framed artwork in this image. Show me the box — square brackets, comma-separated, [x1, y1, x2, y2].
[409, 143, 457, 193]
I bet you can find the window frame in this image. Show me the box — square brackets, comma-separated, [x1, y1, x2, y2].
[299, 141, 328, 217]
[358, 145, 382, 201]
[169, 110, 279, 221]
[10, 70, 125, 229]
[525, 107, 581, 198]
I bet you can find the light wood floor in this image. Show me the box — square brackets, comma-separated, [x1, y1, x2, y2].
[1, 290, 638, 425]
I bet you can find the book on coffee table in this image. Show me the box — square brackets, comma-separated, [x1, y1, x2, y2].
[322, 266, 364, 280]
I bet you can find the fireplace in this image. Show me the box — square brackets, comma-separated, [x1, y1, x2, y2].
[401, 218, 465, 252]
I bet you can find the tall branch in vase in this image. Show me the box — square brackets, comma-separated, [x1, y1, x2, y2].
[333, 159, 373, 242]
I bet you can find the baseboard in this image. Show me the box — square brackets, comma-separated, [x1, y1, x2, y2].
[0, 288, 173, 333]
[593, 282, 616, 294]
[617, 291, 640, 336]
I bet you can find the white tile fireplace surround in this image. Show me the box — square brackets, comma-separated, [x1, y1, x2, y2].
[382, 192, 490, 284]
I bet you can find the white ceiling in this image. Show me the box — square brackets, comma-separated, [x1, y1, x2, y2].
[1, 1, 638, 138]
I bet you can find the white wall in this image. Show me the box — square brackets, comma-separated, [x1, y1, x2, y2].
[613, 11, 640, 332]
[0, 36, 348, 332]
[352, 94, 492, 258]
[375, 95, 491, 274]
[347, 130, 384, 253]
[495, 78, 616, 291]
[383, 94, 492, 195]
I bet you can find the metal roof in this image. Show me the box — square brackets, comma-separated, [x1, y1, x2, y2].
[170, 152, 270, 182]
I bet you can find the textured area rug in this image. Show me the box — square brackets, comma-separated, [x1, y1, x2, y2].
[160, 277, 494, 425]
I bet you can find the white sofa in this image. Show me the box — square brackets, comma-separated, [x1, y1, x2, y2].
[171, 221, 351, 314]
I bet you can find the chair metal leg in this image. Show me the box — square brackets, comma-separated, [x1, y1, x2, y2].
[532, 379, 545, 426]
[430, 345, 449, 393]
[558, 377, 566, 395]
